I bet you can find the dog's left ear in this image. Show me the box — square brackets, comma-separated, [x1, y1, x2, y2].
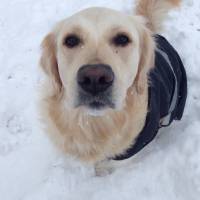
[135, 26, 155, 94]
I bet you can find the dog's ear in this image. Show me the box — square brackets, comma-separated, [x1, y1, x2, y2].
[135, 27, 155, 94]
[40, 33, 62, 93]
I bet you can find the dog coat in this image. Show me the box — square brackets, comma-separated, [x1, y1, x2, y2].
[113, 35, 187, 160]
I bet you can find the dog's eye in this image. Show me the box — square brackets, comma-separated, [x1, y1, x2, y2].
[64, 34, 81, 48]
[113, 34, 131, 47]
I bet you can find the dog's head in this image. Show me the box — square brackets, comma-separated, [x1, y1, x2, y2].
[40, 7, 154, 116]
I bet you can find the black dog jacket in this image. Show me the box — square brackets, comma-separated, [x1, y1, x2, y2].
[113, 35, 187, 160]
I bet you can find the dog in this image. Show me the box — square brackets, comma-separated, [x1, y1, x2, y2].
[39, 0, 187, 176]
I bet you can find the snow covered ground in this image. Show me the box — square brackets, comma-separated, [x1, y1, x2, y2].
[0, 0, 200, 199]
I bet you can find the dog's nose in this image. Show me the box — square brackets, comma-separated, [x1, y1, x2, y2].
[77, 64, 114, 95]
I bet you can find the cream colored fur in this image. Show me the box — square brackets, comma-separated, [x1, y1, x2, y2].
[135, 0, 181, 32]
[39, 0, 181, 175]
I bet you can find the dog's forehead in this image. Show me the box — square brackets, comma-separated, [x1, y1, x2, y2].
[60, 7, 135, 33]
[72, 7, 129, 21]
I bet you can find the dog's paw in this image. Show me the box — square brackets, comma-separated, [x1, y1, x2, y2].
[95, 166, 113, 177]
[95, 160, 114, 177]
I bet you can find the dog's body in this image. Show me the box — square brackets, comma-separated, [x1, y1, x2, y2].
[39, 0, 187, 175]
[113, 34, 187, 161]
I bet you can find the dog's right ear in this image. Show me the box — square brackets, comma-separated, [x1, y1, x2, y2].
[40, 33, 62, 93]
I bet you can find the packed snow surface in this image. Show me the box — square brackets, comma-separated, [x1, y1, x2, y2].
[0, 0, 200, 199]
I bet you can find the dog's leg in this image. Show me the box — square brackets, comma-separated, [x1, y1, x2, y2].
[95, 157, 135, 176]
[95, 160, 114, 176]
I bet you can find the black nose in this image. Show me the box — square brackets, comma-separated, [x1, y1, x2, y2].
[77, 64, 114, 95]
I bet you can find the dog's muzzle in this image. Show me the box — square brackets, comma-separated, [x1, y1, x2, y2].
[76, 64, 115, 109]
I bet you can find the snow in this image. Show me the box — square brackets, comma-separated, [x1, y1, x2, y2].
[0, 0, 200, 199]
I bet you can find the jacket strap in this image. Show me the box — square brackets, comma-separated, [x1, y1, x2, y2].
[156, 48, 178, 127]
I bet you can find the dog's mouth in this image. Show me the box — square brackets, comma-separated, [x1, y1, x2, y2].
[76, 90, 115, 111]
[79, 97, 115, 110]
[89, 101, 106, 109]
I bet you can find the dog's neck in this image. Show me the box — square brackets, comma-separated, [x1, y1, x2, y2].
[41, 83, 148, 163]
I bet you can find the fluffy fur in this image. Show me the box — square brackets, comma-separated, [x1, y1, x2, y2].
[39, 0, 180, 166]
[135, 0, 180, 32]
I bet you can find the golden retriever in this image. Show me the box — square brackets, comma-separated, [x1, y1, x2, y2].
[39, 0, 181, 175]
